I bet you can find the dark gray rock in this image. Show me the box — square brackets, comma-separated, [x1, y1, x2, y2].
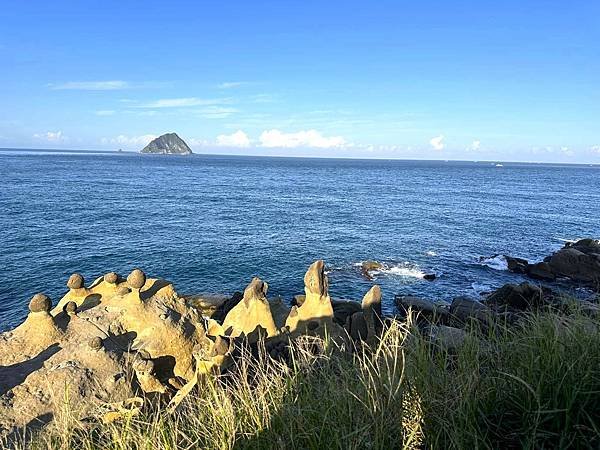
[505, 255, 529, 274]
[140, 133, 193, 155]
[331, 299, 362, 326]
[450, 296, 492, 323]
[485, 282, 546, 310]
[395, 295, 449, 322]
[526, 261, 556, 281]
[548, 240, 600, 284]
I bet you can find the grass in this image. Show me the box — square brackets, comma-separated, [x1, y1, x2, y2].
[13, 307, 600, 450]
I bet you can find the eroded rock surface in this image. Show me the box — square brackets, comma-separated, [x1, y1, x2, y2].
[1, 261, 385, 437]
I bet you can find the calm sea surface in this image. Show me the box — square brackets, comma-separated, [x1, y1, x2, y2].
[1, 150, 599, 330]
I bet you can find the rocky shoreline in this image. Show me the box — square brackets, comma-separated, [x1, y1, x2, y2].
[0, 239, 598, 440]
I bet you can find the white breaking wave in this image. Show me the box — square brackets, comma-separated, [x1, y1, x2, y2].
[479, 254, 508, 271]
[471, 282, 492, 295]
[365, 262, 426, 279]
[426, 250, 438, 257]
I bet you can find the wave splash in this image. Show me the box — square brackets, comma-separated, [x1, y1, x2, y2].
[478, 255, 508, 271]
[356, 261, 427, 279]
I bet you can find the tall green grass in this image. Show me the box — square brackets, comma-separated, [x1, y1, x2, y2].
[14, 308, 600, 449]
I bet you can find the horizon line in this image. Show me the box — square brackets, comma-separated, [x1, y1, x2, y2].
[1, 146, 599, 166]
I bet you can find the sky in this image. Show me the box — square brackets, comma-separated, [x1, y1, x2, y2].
[0, 0, 599, 162]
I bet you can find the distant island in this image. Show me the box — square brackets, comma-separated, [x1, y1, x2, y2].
[140, 132, 193, 155]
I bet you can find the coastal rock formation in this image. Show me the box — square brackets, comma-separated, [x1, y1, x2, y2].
[140, 133, 193, 155]
[547, 239, 600, 284]
[502, 239, 600, 286]
[285, 260, 337, 334]
[221, 278, 278, 338]
[0, 269, 205, 434]
[0, 260, 385, 436]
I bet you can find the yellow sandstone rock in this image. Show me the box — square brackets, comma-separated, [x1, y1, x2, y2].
[222, 277, 278, 338]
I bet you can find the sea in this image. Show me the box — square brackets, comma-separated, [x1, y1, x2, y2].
[1, 149, 599, 330]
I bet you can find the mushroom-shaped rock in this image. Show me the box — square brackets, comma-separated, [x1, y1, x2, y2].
[221, 277, 278, 338]
[88, 336, 104, 350]
[64, 301, 77, 315]
[67, 273, 85, 290]
[127, 269, 146, 290]
[104, 272, 119, 284]
[285, 260, 335, 333]
[29, 293, 51, 313]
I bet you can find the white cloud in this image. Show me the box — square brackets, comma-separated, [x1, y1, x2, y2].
[430, 135, 445, 151]
[216, 130, 251, 147]
[218, 81, 249, 89]
[591, 145, 600, 154]
[50, 80, 131, 90]
[33, 131, 67, 142]
[560, 146, 574, 156]
[195, 106, 239, 119]
[137, 97, 231, 108]
[95, 110, 116, 116]
[101, 134, 157, 147]
[259, 129, 346, 148]
[469, 140, 481, 151]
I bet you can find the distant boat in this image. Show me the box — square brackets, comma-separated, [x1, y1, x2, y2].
[495, 163, 504, 167]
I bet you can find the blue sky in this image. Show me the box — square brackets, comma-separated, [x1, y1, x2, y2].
[1, 0, 599, 162]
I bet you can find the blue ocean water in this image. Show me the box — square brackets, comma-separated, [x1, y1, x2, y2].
[1, 149, 599, 330]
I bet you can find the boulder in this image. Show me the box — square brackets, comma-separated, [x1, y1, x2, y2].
[361, 260, 383, 280]
[505, 256, 529, 274]
[450, 296, 492, 323]
[526, 262, 556, 281]
[485, 282, 546, 310]
[331, 299, 362, 326]
[548, 241, 600, 284]
[395, 295, 447, 322]
[428, 325, 468, 351]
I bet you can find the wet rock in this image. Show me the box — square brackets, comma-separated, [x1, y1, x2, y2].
[506, 256, 529, 274]
[526, 262, 556, 281]
[361, 260, 383, 280]
[423, 273, 436, 281]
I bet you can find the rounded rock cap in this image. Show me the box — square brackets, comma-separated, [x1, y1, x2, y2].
[116, 285, 130, 296]
[127, 268, 146, 290]
[29, 293, 51, 313]
[88, 336, 103, 350]
[67, 273, 85, 290]
[64, 301, 77, 314]
[104, 272, 119, 284]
